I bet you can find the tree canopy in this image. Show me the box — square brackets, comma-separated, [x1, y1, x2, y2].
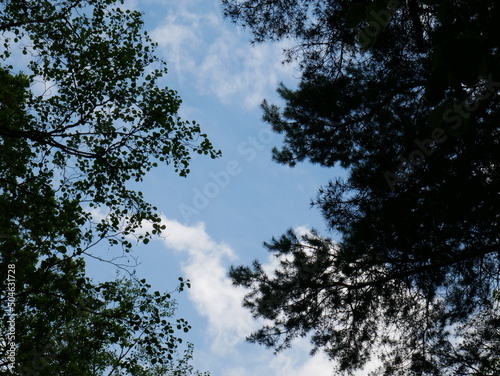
[0, 0, 217, 374]
[223, 0, 500, 375]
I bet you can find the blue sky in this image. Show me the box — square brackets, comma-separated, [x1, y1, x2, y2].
[88, 0, 352, 375]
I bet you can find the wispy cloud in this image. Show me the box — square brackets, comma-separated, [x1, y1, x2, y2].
[150, 2, 296, 109]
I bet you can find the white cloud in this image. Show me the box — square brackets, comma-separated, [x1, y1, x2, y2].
[294, 225, 314, 238]
[157, 216, 256, 354]
[156, 216, 338, 375]
[150, 2, 296, 109]
[218, 337, 336, 376]
[270, 341, 334, 376]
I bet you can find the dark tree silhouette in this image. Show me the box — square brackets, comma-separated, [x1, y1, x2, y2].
[223, 1, 500, 374]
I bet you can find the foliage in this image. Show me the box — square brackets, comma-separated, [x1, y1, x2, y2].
[224, 0, 500, 375]
[0, 0, 220, 255]
[0, 0, 217, 374]
[2, 274, 208, 376]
